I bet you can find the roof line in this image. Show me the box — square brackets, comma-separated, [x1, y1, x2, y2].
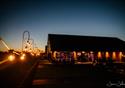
[48, 33, 121, 40]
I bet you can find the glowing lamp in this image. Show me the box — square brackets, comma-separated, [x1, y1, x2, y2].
[20, 56, 25, 60]
[8, 55, 15, 61]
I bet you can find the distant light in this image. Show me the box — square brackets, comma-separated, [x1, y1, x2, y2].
[90, 51, 93, 54]
[8, 55, 15, 61]
[36, 53, 40, 56]
[98, 51, 102, 59]
[24, 49, 27, 51]
[20, 56, 25, 60]
[119, 52, 122, 60]
[82, 51, 85, 54]
[77, 52, 81, 56]
[73, 51, 77, 60]
[112, 52, 116, 59]
[20, 53, 26, 61]
[22, 54, 25, 57]
[105, 51, 109, 59]
[53, 51, 57, 58]
[31, 53, 34, 56]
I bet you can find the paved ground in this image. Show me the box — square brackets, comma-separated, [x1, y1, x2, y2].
[0, 57, 38, 88]
[31, 60, 125, 88]
[0, 58, 125, 88]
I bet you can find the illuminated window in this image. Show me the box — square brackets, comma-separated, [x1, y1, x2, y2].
[73, 51, 77, 60]
[119, 52, 122, 60]
[112, 52, 116, 59]
[77, 52, 81, 56]
[105, 51, 109, 59]
[90, 51, 93, 54]
[82, 51, 85, 54]
[53, 51, 57, 58]
[98, 51, 102, 58]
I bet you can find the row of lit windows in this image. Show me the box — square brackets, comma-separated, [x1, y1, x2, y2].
[53, 51, 124, 60]
[97, 51, 123, 60]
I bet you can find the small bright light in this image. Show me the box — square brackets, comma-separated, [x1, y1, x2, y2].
[98, 51, 102, 58]
[8, 55, 15, 61]
[20, 54, 25, 61]
[77, 52, 81, 56]
[119, 52, 122, 60]
[20, 56, 25, 60]
[36, 53, 40, 56]
[24, 49, 27, 51]
[31, 53, 34, 56]
[22, 54, 25, 57]
[82, 51, 85, 54]
[90, 51, 93, 54]
[53, 51, 57, 58]
[112, 52, 116, 59]
[105, 51, 109, 59]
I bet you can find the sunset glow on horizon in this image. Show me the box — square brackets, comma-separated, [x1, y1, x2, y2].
[0, 0, 125, 51]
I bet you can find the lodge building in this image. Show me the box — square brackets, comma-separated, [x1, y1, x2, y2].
[46, 34, 125, 63]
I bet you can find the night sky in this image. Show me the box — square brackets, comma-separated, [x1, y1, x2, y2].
[0, 0, 125, 51]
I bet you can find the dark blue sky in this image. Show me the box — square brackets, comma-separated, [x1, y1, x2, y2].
[0, 0, 125, 51]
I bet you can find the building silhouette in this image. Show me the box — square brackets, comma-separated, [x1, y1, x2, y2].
[46, 34, 125, 63]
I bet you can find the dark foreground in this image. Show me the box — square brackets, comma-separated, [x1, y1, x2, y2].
[0, 59, 125, 88]
[0, 56, 38, 88]
[31, 60, 125, 88]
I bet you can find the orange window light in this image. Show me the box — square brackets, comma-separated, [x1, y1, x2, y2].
[119, 52, 122, 60]
[112, 52, 116, 59]
[98, 51, 102, 58]
[105, 51, 109, 59]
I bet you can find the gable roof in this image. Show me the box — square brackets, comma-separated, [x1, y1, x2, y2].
[48, 34, 125, 51]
